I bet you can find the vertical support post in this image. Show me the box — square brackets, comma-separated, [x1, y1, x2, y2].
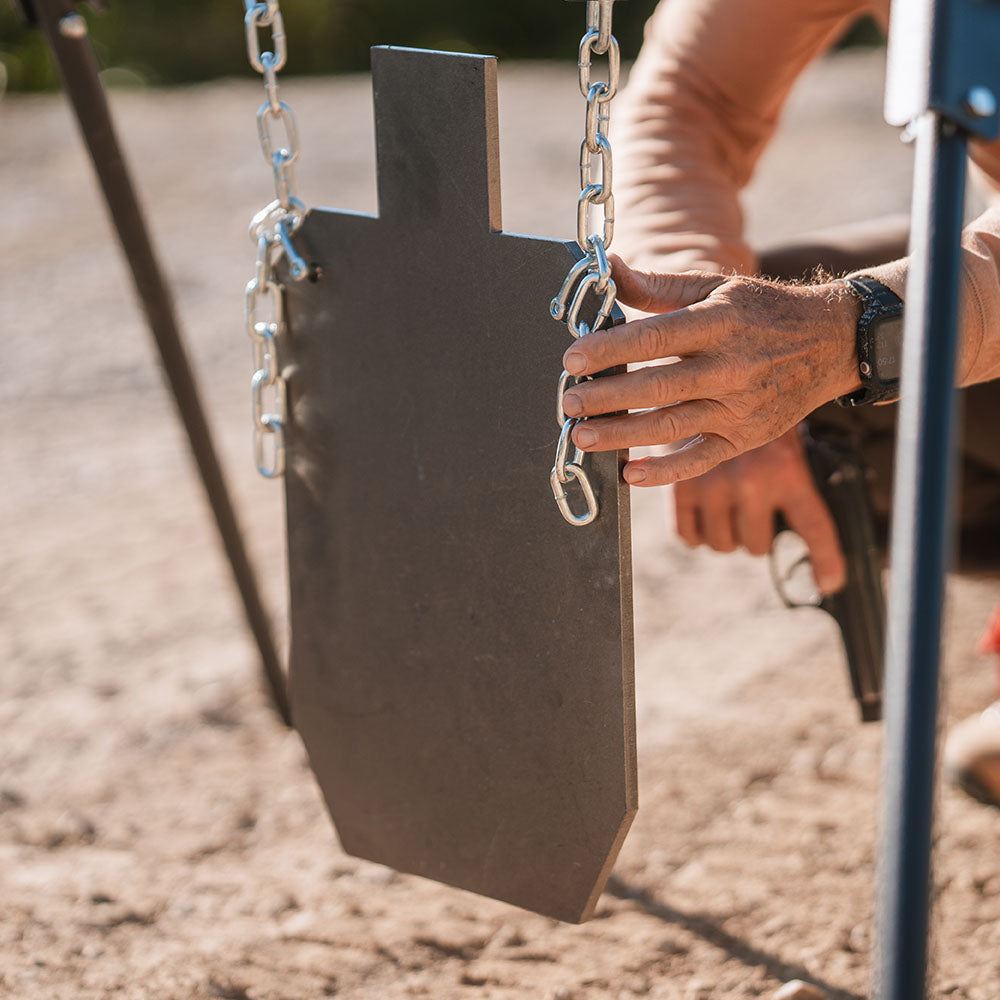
[877, 113, 967, 1000]
[30, 0, 290, 725]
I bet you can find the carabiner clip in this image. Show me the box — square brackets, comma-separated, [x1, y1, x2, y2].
[566, 268, 617, 339]
[550, 255, 595, 323]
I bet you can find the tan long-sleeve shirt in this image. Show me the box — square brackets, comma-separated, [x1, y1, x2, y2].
[613, 0, 1000, 387]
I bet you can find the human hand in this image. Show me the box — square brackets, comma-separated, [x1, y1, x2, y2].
[673, 428, 846, 594]
[560, 257, 861, 486]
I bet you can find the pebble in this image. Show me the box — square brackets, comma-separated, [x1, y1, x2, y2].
[846, 922, 869, 953]
[44, 812, 97, 848]
[0, 789, 25, 812]
[773, 981, 829, 1000]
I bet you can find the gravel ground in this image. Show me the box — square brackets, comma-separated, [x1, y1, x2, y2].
[1, 48, 999, 1000]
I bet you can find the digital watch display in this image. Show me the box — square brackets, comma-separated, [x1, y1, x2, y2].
[837, 275, 905, 407]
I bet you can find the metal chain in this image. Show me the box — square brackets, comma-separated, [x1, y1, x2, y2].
[549, 0, 620, 526]
[242, 0, 310, 478]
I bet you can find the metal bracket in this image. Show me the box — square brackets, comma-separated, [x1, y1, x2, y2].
[886, 0, 1000, 138]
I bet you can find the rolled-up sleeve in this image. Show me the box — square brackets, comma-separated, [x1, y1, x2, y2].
[860, 207, 1000, 387]
[613, 0, 874, 275]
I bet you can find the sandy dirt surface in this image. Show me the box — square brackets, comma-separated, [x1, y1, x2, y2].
[2, 49, 999, 1000]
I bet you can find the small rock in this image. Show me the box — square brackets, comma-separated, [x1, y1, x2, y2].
[760, 913, 790, 937]
[359, 863, 395, 885]
[196, 682, 242, 729]
[207, 978, 252, 1000]
[0, 789, 25, 812]
[502, 928, 527, 948]
[773, 981, 829, 1000]
[45, 812, 97, 848]
[846, 922, 869, 953]
[818, 741, 854, 780]
[657, 936, 687, 956]
[263, 890, 298, 917]
[280, 909, 317, 937]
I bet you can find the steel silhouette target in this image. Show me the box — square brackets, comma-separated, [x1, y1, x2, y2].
[282, 47, 636, 923]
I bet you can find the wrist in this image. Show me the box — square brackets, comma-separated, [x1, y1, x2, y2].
[814, 281, 863, 401]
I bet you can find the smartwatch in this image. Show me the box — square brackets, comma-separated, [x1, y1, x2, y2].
[836, 275, 904, 407]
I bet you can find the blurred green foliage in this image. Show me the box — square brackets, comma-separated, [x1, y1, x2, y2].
[0, 0, 656, 91]
[0, 1, 882, 92]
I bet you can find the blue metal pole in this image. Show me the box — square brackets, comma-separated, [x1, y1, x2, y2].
[877, 112, 967, 1000]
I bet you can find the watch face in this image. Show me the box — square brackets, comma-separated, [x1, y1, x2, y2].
[874, 313, 904, 382]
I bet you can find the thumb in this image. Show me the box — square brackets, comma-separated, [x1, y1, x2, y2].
[610, 255, 728, 314]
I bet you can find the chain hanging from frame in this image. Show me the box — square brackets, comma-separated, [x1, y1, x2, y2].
[549, 0, 621, 526]
[239, 0, 622, 510]
[242, 0, 310, 479]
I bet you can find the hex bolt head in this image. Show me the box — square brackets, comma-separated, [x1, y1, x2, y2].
[58, 13, 88, 38]
[964, 86, 998, 121]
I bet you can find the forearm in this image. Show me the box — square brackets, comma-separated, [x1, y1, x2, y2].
[613, 0, 866, 277]
[857, 204, 1000, 388]
[613, 39, 758, 275]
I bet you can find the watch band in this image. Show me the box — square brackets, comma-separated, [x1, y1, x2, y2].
[836, 275, 904, 407]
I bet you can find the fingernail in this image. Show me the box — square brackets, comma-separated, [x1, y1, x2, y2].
[624, 466, 646, 484]
[562, 392, 583, 417]
[574, 427, 597, 447]
[564, 351, 587, 375]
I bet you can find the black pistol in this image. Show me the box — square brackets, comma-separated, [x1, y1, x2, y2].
[771, 433, 885, 723]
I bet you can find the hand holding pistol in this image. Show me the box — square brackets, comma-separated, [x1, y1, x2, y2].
[771, 432, 885, 723]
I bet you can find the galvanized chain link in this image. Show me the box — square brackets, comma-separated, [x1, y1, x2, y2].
[549, 0, 620, 526]
[242, 0, 310, 478]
